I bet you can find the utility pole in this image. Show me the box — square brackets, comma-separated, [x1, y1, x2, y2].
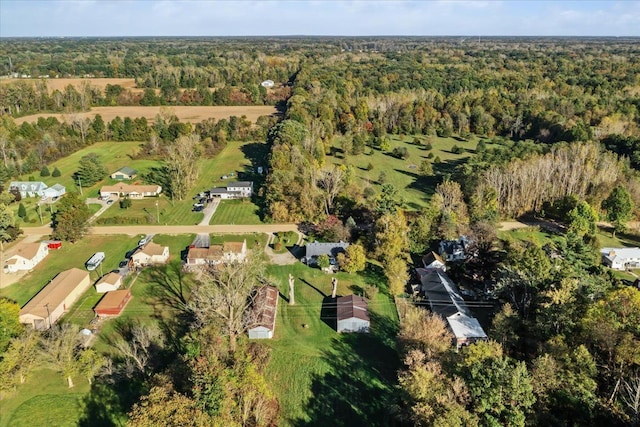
[155, 199, 160, 223]
[37, 203, 43, 224]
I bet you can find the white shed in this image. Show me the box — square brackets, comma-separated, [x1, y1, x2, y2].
[247, 286, 278, 339]
[43, 184, 66, 199]
[95, 272, 123, 293]
[336, 295, 370, 333]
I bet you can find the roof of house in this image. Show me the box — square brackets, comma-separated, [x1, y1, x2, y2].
[601, 247, 640, 262]
[98, 272, 122, 286]
[136, 242, 167, 257]
[447, 312, 488, 341]
[419, 269, 471, 319]
[101, 183, 161, 194]
[227, 181, 253, 188]
[48, 183, 66, 191]
[188, 245, 223, 261]
[94, 289, 131, 311]
[9, 181, 47, 191]
[251, 285, 278, 330]
[9, 242, 46, 261]
[336, 295, 370, 322]
[20, 268, 89, 318]
[306, 241, 350, 258]
[422, 251, 445, 267]
[223, 241, 245, 254]
[115, 166, 137, 176]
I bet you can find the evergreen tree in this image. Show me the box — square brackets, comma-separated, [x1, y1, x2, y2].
[40, 165, 50, 177]
[52, 167, 61, 177]
[17, 203, 26, 219]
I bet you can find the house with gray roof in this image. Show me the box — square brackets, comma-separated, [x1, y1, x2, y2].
[600, 247, 640, 270]
[304, 241, 350, 266]
[209, 181, 253, 199]
[418, 269, 487, 348]
[9, 181, 48, 198]
[43, 183, 66, 199]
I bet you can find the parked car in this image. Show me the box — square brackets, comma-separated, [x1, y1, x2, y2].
[119, 260, 129, 268]
[106, 199, 114, 205]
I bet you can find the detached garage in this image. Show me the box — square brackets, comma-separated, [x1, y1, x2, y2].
[247, 286, 278, 339]
[94, 289, 132, 318]
[336, 295, 370, 333]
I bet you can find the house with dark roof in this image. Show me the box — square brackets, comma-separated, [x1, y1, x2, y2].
[418, 269, 487, 348]
[304, 241, 350, 266]
[336, 295, 370, 333]
[110, 167, 138, 180]
[439, 237, 469, 262]
[209, 181, 253, 199]
[248, 285, 279, 339]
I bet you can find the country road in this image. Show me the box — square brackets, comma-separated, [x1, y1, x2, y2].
[20, 223, 301, 237]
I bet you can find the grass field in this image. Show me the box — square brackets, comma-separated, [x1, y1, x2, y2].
[14, 105, 278, 125]
[209, 199, 263, 225]
[0, 77, 139, 93]
[328, 134, 494, 210]
[263, 263, 399, 426]
[0, 368, 91, 427]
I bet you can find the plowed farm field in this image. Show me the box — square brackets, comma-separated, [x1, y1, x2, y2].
[13, 105, 278, 124]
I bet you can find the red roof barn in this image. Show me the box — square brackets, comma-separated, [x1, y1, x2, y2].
[94, 289, 132, 318]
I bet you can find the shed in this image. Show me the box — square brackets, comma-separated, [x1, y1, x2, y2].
[95, 272, 123, 293]
[110, 167, 138, 180]
[94, 289, 132, 317]
[248, 285, 278, 339]
[19, 268, 91, 330]
[47, 241, 62, 250]
[336, 295, 370, 333]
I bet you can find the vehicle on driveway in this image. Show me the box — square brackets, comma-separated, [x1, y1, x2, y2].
[106, 199, 114, 205]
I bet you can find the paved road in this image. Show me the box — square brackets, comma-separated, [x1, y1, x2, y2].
[21, 223, 300, 237]
[198, 198, 220, 226]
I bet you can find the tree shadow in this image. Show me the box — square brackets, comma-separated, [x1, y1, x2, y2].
[320, 295, 337, 331]
[290, 311, 401, 427]
[77, 378, 145, 427]
[299, 278, 327, 298]
[144, 262, 193, 316]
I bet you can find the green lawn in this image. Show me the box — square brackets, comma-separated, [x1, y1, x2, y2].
[328, 134, 494, 210]
[263, 263, 399, 426]
[209, 199, 263, 225]
[209, 232, 268, 251]
[0, 368, 90, 427]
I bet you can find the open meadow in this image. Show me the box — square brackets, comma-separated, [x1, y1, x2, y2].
[13, 105, 278, 125]
[328, 135, 495, 209]
[0, 77, 140, 93]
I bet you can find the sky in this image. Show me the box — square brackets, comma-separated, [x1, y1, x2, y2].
[1, 0, 639, 37]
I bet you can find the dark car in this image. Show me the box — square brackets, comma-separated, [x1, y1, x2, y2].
[119, 260, 129, 268]
[106, 199, 114, 205]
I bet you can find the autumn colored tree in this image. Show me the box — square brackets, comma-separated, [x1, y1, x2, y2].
[52, 192, 91, 242]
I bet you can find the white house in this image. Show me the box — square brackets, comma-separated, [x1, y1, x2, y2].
[4, 242, 49, 273]
[186, 240, 247, 267]
[131, 242, 169, 266]
[247, 285, 278, 339]
[336, 295, 370, 333]
[209, 181, 253, 199]
[601, 247, 640, 270]
[95, 272, 123, 293]
[100, 183, 162, 199]
[9, 181, 48, 198]
[43, 184, 66, 199]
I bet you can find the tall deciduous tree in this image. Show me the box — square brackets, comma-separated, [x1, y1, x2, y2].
[316, 166, 345, 215]
[0, 328, 40, 389]
[602, 185, 634, 237]
[337, 244, 366, 273]
[0, 298, 22, 352]
[166, 134, 200, 200]
[52, 192, 91, 242]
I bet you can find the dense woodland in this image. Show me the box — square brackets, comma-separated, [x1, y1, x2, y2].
[2, 37, 640, 426]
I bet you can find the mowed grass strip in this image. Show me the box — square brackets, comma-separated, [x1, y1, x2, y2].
[263, 263, 399, 426]
[209, 199, 263, 225]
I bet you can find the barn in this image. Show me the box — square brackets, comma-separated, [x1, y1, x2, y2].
[94, 289, 132, 318]
[336, 295, 370, 333]
[247, 285, 278, 339]
[19, 268, 91, 330]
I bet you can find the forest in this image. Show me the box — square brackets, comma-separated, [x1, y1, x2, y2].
[1, 36, 640, 426]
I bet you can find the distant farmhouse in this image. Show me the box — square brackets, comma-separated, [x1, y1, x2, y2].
[100, 183, 162, 199]
[247, 285, 279, 339]
[4, 242, 49, 273]
[418, 269, 487, 348]
[336, 295, 370, 333]
[110, 167, 138, 181]
[209, 181, 253, 199]
[304, 241, 350, 266]
[8, 181, 65, 199]
[600, 247, 640, 270]
[19, 268, 91, 330]
[186, 240, 247, 267]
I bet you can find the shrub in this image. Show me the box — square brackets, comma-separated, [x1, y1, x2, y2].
[17, 203, 26, 218]
[364, 284, 379, 300]
[52, 167, 61, 177]
[427, 152, 434, 159]
[378, 171, 387, 184]
[40, 166, 50, 177]
[424, 142, 433, 150]
[273, 242, 283, 251]
[366, 162, 374, 171]
[392, 147, 410, 159]
[451, 145, 464, 154]
[317, 254, 330, 269]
